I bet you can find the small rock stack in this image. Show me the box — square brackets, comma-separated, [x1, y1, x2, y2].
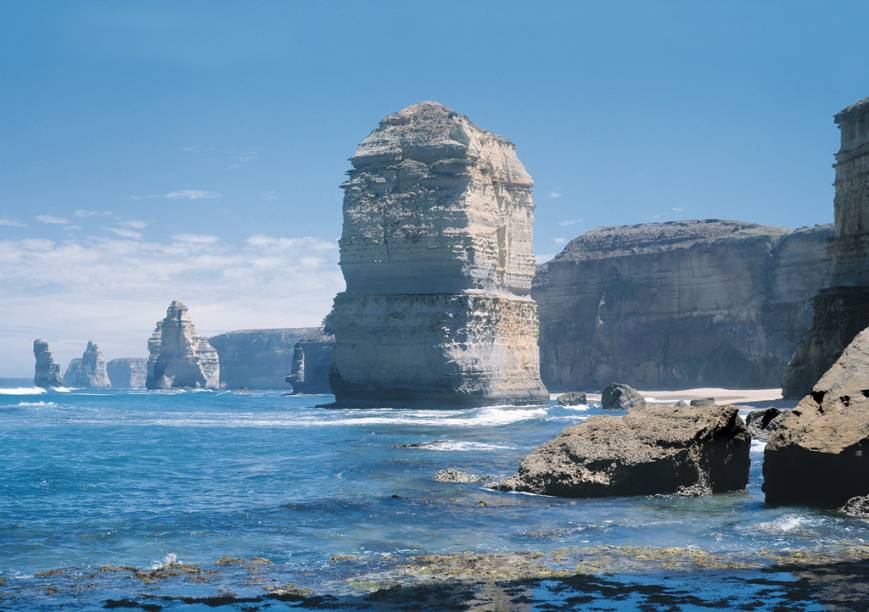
[146, 301, 220, 390]
[33, 338, 62, 388]
[63, 341, 110, 388]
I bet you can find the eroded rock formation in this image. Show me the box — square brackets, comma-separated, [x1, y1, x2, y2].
[329, 101, 548, 406]
[209, 328, 321, 389]
[493, 403, 750, 498]
[107, 358, 147, 389]
[33, 339, 62, 388]
[764, 327, 869, 506]
[534, 220, 832, 391]
[286, 331, 334, 394]
[784, 98, 869, 398]
[63, 341, 110, 388]
[145, 301, 220, 390]
[601, 383, 645, 410]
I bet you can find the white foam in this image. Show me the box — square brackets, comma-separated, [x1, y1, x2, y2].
[10, 401, 57, 408]
[151, 552, 179, 570]
[408, 440, 513, 452]
[755, 514, 818, 534]
[50, 386, 72, 393]
[750, 440, 767, 453]
[0, 387, 46, 396]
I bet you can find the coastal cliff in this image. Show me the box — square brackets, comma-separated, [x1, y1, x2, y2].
[534, 220, 832, 391]
[106, 358, 147, 389]
[209, 328, 321, 389]
[145, 301, 220, 390]
[329, 101, 548, 406]
[33, 339, 63, 388]
[63, 341, 110, 388]
[286, 331, 334, 394]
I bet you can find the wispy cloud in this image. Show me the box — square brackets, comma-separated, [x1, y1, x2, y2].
[63, 225, 83, 231]
[553, 237, 568, 246]
[263, 189, 279, 201]
[671, 207, 685, 212]
[0, 217, 27, 228]
[172, 233, 218, 245]
[558, 218, 582, 227]
[105, 227, 143, 240]
[122, 220, 147, 229]
[164, 190, 222, 201]
[35, 214, 70, 225]
[548, 191, 562, 199]
[74, 209, 112, 218]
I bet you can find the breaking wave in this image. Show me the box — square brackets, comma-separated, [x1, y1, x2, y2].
[0, 387, 46, 396]
[401, 440, 513, 451]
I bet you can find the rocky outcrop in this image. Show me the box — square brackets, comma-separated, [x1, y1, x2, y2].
[286, 332, 334, 394]
[33, 339, 62, 388]
[145, 301, 220, 390]
[106, 358, 147, 389]
[764, 327, 869, 506]
[784, 98, 869, 397]
[535, 220, 832, 391]
[493, 403, 750, 498]
[62, 341, 110, 387]
[557, 392, 587, 406]
[329, 101, 548, 406]
[839, 495, 869, 518]
[209, 328, 321, 389]
[745, 407, 784, 441]
[434, 468, 486, 484]
[601, 383, 645, 410]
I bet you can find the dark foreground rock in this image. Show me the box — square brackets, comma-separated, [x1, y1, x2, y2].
[745, 407, 784, 441]
[557, 392, 587, 406]
[493, 403, 750, 497]
[839, 495, 869, 518]
[764, 327, 869, 506]
[600, 383, 645, 410]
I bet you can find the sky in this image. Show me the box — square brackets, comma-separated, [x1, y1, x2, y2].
[1, 1, 868, 376]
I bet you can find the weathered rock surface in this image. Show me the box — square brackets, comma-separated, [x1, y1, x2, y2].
[557, 392, 587, 406]
[62, 341, 110, 388]
[286, 331, 334, 394]
[745, 407, 784, 441]
[209, 327, 321, 389]
[535, 220, 832, 391]
[434, 468, 486, 484]
[33, 339, 62, 388]
[329, 101, 548, 406]
[146, 301, 220, 390]
[601, 383, 645, 410]
[785, 99, 869, 398]
[106, 358, 147, 389]
[493, 404, 750, 497]
[839, 494, 869, 518]
[764, 327, 869, 506]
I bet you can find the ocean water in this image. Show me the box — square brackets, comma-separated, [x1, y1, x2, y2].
[1, 382, 867, 610]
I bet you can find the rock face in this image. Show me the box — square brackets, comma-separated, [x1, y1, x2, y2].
[745, 407, 784, 441]
[601, 383, 645, 410]
[145, 301, 220, 390]
[328, 101, 548, 406]
[209, 328, 321, 389]
[493, 404, 750, 498]
[535, 220, 833, 391]
[106, 358, 147, 389]
[764, 327, 869, 506]
[33, 339, 62, 388]
[286, 331, 334, 394]
[557, 392, 587, 406]
[62, 341, 110, 388]
[839, 495, 869, 518]
[784, 98, 869, 398]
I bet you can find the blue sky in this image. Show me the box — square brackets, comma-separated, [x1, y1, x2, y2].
[1, 1, 867, 375]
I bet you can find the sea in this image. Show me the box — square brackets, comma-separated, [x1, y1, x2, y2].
[1, 379, 867, 610]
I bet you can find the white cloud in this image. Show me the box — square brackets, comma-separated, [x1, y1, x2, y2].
[671, 207, 685, 212]
[165, 190, 222, 201]
[63, 225, 83, 231]
[172, 233, 218, 245]
[548, 191, 562, 199]
[558, 218, 582, 227]
[553, 237, 568, 246]
[0, 217, 26, 228]
[35, 214, 70, 225]
[105, 227, 143, 240]
[74, 209, 112, 217]
[122, 220, 147, 229]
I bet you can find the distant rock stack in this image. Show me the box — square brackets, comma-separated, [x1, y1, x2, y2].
[145, 301, 220, 389]
[107, 358, 147, 389]
[33, 339, 63, 388]
[784, 98, 869, 398]
[63, 341, 110, 388]
[329, 101, 548, 406]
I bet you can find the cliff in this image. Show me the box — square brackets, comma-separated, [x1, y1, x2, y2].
[534, 220, 832, 391]
[329, 101, 548, 406]
[145, 301, 220, 390]
[33, 338, 62, 388]
[286, 331, 334, 394]
[209, 327, 321, 389]
[107, 358, 147, 389]
[63, 341, 110, 388]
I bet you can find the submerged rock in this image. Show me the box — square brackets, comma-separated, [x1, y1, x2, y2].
[63, 341, 110, 388]
[434, 468, 486, 484]
[33, 339, 62, 388]
[600, 383, 645, 410]
[106, 358, 147, 389]
[286, 331, 334, 394]
[145, 301, 220, 390]
[329, 101, 548, 406]
[839, 495, 869, 518]
[745, 407, 784, 441]
[492, 403, 750, 498]
[764, 327, 869, 506]
[557, 392, 587, 406]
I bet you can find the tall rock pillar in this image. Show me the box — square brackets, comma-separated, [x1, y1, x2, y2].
[145, 300, 220, 390]
[33, 339, 63, 388]
[329, 101, 548, 406]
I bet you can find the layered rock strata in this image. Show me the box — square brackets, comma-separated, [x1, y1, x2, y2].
[535, 220, 833, 391]
[493, 403, 750, 498]
[328, 101, 548, 406]
[209, 327, 321, 389]
[286, 332, 334, 394]
[784, 98, 869, 398]
[62, 341, 110, 388]
[145, 301, 220, 390]
[106, 358, 147, 389]
[764, 327, 869, 506]
[33, 339, 62, 388]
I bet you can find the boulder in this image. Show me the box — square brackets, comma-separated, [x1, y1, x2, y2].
[106, 358, 147, 389]
[145, 301, 220, 390]
[764, 327, 869, 506]
[492, 403, 750, 498]
[63, 341, 110, 388]
[839, 494, 869, 518]
[33, 339, 62, 388]
[557, 392, 587, 406]
[601, 383, 645, 410]
[745, 407, 784, 441]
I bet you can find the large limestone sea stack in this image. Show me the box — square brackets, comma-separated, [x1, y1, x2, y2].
[329, 101, 548, 406]
[63, 341, 110, 388]
[145, 301, 220, 390]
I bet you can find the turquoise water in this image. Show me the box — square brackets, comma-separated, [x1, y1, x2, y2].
[1, 381, 867, 609]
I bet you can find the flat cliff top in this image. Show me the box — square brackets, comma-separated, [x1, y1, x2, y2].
[550, 219, 791, 262]
[209, 327, 321, 339]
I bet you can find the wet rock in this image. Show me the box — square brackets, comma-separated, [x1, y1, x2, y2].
[106, 358, 147, 389]
[557, 392, 587, 406]
[745, 407, 784, 441]
[434, 468, 486, 484]
[839, 495, 869, 518]
[764, 327, 869, 506]
[600, 383, 645, 410]
[146, 301, 220, 390]
[63, 341, 110, 388]
[492, 403, 750, 498]
[33, 339, 62, 388]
